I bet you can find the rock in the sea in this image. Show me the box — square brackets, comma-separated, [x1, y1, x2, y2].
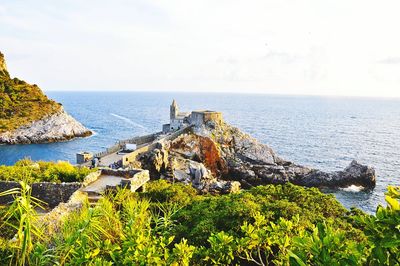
[293, 160, 376, 188]
[0, 107, 92, 144]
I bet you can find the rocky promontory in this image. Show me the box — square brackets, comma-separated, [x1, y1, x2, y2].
[135, 120, 376, 192]
[0, 51, 92, 144]
[0, 106, 92, 144]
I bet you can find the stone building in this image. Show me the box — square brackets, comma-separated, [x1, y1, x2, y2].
[162, 100, 223, 133]
[76, 152, 93, 164]
[169, 99, 191, 131]
[190, 110, 223, 127]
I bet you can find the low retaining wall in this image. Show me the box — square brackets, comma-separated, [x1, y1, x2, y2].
[119, 132, 162, 146]
[129, 170, 150, 191]
[121, 126, 193, 167]
[162, 125, 193, 142]
[94, 132, 163, 159]
[94, 143, 121, 158]
[122, 144, 155, 167]
[101, 168, 143, 177]
[82, 170, 102, 186]
[0, 181, 82, 208]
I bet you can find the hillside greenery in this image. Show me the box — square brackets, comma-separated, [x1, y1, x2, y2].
[0, 159, 93, 183]
[0, 72, 61, 133]
[0, 174, 399, 265]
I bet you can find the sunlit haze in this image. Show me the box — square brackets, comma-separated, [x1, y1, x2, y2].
[1, 0, 400, 97]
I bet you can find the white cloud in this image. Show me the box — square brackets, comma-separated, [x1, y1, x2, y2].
[377, 57, 400, 64]
[1, 0, 400, 97]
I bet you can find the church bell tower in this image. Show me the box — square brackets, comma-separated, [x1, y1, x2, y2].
[170, 99, 178, 119]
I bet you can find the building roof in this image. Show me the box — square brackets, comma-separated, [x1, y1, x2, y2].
[192, 110, 221, 114]
[175, 112, 190, 119]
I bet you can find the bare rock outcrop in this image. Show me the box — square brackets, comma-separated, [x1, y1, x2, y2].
[0, 51, 8, 77]
[199, 122, 375, 189]
[0, 107, 92, 144]
[134, 120, 376, 192]
[293, 160, 376, 188]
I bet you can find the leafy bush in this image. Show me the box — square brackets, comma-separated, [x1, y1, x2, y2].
[289, 222, 367, 265]
[170, 183, 362, 247]
[354, 186, 400, 265]
[0, 159, 93, 183]
[141, 179, 198, 206]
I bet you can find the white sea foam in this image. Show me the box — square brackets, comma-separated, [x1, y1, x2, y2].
[340, 185, 364, 192]
[110, 113, 147, 130]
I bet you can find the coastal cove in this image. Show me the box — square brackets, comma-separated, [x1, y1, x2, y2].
[1, 91, 400, 213]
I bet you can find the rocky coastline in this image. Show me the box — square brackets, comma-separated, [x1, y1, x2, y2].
[0, 107, 92, 145]
[135, 120, 376, 193]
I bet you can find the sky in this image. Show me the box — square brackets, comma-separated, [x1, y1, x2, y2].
[1, 0, 400, 97]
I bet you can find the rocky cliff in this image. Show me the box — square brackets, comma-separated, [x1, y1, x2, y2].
[135, 121, 376, 193]
[0, 51, 8, 77]
[0, 107, 92, 144]
[0, 51, 92, 144]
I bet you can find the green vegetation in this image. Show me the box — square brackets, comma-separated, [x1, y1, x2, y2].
[0, 159, 93, 183]
[0, 177, 399, 265]
[0, 72, 61, 133]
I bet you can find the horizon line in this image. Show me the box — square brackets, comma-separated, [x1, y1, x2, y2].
[43, 89, 400, 100]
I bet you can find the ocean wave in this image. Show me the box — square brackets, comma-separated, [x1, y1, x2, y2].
[340, 185, 364, 192]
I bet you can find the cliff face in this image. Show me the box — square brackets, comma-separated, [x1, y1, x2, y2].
[0, 52, 8, 77]
[0, 51, 92, 144]
[0, 107, 92, 144]
[136, 121, 376, 192]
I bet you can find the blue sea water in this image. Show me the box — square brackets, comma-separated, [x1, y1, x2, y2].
[1, 91, 399, 213]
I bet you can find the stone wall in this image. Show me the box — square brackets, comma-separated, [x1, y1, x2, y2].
[121, 126, 192, 167]
[204, 112, 223, 124]
[129, 170, 150, 191]
[190, 111, 223, 127]
[162, 124, 170, 133]
[82, 170, 102, 186]
[101, 168, 143, 177]
[94, 143, 121, 158]
[119, 132, 162, 146]
[93, 132, 161, 159]
[122, 144, 154, 167]
[0, 181, 81, 208]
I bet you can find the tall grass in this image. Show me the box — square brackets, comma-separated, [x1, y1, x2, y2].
[0, 167, 45, 266]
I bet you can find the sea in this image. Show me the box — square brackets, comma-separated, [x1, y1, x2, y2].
[1, 91, 399, 214]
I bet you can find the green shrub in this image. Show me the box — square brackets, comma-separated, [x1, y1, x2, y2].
[0, 159, 93, 183]
[140, 179, 198, 206]
[289, 222, 368, 265]
[170, 183, 361, 247]
[0, 178, 398, 265]
[354, 186, 400, 265]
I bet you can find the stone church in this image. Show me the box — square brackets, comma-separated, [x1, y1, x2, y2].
[162, 100, 222, 133]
